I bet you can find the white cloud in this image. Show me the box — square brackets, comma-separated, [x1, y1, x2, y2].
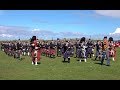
[32, 28, 40, 32]
[108, 28, 120, 40]
[95, 10, 120, 18]
[31, 28, 56, 36]
[1, 25, 113, 40]
[0, 34, 13, 37]
[0, 25, 31, 40]
[0, 26, 93, 40]
[110, 28, 120, 35]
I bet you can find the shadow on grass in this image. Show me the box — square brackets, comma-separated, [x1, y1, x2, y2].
[50, 56, 56, 59]
[62, 61, 69, 63]
[91, 58, 101, 61]
[94, 62, 106, 65]
[57, 55, 62, 57]
[37, 62, 41, 64]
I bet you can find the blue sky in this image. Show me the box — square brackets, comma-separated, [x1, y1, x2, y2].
[0, 10, 120, 40]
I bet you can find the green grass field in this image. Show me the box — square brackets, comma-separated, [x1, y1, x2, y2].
[0, 48, 120, 80]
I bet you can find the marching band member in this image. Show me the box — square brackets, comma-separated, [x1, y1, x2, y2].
[30, 36, 41, 65]
[101, 36, 110, 66]
[57, 39, 62, 57]
[79, 37, 87, 62]
[87, 39, 93, 58]
[108, 37, 116, 61]
[95, 40, 101, 60]
[50, 40, 56, 58]
[63, 41, 71, 63]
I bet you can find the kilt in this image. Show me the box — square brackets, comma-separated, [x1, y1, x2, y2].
[87, 47, 92, 54]
[14, 50, 22, 58]
[50, 49, 56, 55]
[63, 50, 71, 59]
[109, 49, 115, 57]
[45, 49, 50, 55]
[76, 48, 81, 57]
[31, 50, 41, 61]
[78, 48, 86, 58]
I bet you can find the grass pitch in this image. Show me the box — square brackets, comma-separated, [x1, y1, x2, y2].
[0, 48, 120, 80]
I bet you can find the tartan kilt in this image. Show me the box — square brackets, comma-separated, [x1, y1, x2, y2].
[6, 49, 9, 54]
[31, 50, 41, 61]
[61, 48, 64, 55]
[9, 49, 13, 56]
[50, 49, 56, 55]
[45, 49, 50, 54]
[63, 51, 71, 58]
[17, 50, 22, 56]
[109, 49, 116, 57]
[87, 47, 92, 54]
[78, 49, 86, 58]
[14, 50, 22, 58]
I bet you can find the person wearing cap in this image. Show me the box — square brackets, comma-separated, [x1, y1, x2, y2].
[63, 40, 71, 63]
[50, 41, 56, 58]
[79, 37, 87, 62]
[30, 36, 41, 65]
[101, 36, 110, 66]
[16, 40, 22, 60]
[95, 40, 101, 60]
[87, 39, 93, 58]
[75, 40, 80, 58]
[109, 37, 116, 61]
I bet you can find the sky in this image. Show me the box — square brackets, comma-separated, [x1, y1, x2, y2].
[0, 10, 120, 40]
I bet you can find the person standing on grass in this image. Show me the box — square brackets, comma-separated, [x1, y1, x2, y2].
[79, 37, 87, 62]
[16, 39, 22, 60]
[95, 40, 101, 60]
[101, 36, 110, 66]
[30, 36, 41, 65]
[57, 39, 62, 57]
[75, 40, 81, 58]
[63, 40, 71, 63]
[49, 40, 56, 58]
[108, 37, 116, 61]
